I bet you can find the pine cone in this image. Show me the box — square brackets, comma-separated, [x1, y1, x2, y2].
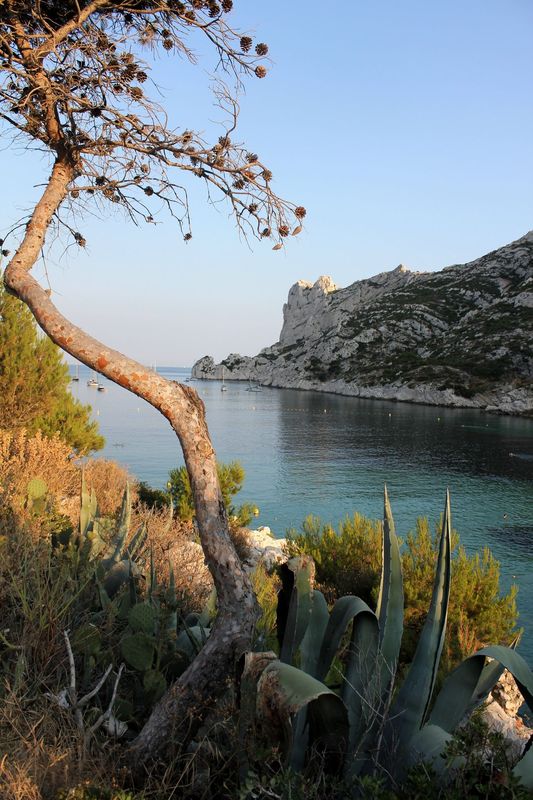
[294, 206, 307, 219]
[255, 43, 268, 56]
[255, 66, 267, 79]
[162, 38, 173, 50]
[240, 36, 252, 53]
[222, 0, 233, 11]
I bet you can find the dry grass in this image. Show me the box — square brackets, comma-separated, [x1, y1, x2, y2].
[132, 504, 214, 611]
[83, 458, 137, 517]
[0, 429, 78, 512]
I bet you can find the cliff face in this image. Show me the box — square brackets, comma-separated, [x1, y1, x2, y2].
[192, 233, 533, 415]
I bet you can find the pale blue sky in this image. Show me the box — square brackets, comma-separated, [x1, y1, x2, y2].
[2, 0, 532, 365]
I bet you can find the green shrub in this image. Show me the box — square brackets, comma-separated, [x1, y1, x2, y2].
[402, 517, 519, 673]
[137, 481, 170, 510]
[285, 513, 383, 605]
[168, 460, 258, 527]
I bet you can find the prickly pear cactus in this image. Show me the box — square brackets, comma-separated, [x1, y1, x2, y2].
[128, 603, 157, 635]
[120, 632, 155, 671]
[143, 669, 166, 703]
[26, 477, 48, 514]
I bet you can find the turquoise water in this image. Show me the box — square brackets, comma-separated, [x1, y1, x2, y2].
[71, 365, 533, 658]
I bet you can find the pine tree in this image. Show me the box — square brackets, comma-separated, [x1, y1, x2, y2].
[0, 281, 103, 454]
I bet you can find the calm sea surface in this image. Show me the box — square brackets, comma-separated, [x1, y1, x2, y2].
[70, 365, 533, 658]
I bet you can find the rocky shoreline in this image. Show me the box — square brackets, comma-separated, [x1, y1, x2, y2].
[192, 233, 533, 417]
[191, 355, 533, 416]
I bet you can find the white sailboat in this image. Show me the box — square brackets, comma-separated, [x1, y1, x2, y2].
[220, 366, 228, 392]
[71, 364, 79, 382]
[87, 370, 98, 387]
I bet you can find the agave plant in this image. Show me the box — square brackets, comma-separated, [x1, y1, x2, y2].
[242, 489, 533, 788]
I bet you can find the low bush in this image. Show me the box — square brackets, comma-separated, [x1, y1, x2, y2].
[168, 460, 259, 527]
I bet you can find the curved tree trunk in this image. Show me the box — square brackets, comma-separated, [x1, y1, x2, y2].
[4, 155, 260, 765]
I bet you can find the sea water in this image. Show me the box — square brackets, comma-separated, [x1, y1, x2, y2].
[71, 365, 533, 658]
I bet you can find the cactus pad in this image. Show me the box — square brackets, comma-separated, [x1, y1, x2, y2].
[121, 632, 155, 671]
[128, 602, 157, 634]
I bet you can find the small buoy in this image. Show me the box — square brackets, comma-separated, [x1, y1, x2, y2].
[388, 413, 392, 417]
[437, 417, 441, 421]
[323, 409, 327, 413]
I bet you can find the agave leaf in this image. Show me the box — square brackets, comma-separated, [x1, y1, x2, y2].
[390, 490, 452, 738]
[126, 522, 147, 561]
[102, 483, 131, 566]
[198, 588, 217, 628]
[278, 556, 314, 665]
[239, 651, 278, 782]
[405, 724, 457, 777]
[375, 486, 403, 681]
[514, 744, 533, 790]
[80, 471, 95, 538]
[342, 607, 380, 775]
[176, 625, 211, 659]
[165, 561, 178, 636]
[256, 661, 349, 770]
[300, 590, 329, 677]
[464, 633, 520, 717]
[431, 645, 533, 733]
[147, 546, 157, 603]
[315, 596, 376, 684]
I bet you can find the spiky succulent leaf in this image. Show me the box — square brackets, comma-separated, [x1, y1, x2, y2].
[404, 724, 456, 777]
[390, 490, 452, 738]
[430, 645, 533, 734]
[315, 596, 376, 684]
[198, 588, 217, 628]
[79, 471, 92, 538]
[376, 486, 403, 680]
[300, 590, 329, 677]
[176, 625, 211, 659]
[126, 521, 147, 561]
[256, 660, 349, 769]
[342, 605, 380, 775]
[102, 483, 131, 567]
[278, 556, 314, 665]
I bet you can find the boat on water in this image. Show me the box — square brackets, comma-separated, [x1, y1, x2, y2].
[97, 384, 107, 392]
[71, 364, 79, 382]
[245, 380, 262, 392]
[221, 366, 228, 392]
[87, 371, 98, 388]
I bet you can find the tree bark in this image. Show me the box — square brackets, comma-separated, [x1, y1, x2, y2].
[4, 154, 260, 765]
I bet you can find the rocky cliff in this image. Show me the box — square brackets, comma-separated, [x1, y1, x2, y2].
[192, 233, 533, 415]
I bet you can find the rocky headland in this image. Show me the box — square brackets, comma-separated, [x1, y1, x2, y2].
[192, 233, 533, 415]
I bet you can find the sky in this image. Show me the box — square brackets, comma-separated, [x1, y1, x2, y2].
[1, 0, 533, 366]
